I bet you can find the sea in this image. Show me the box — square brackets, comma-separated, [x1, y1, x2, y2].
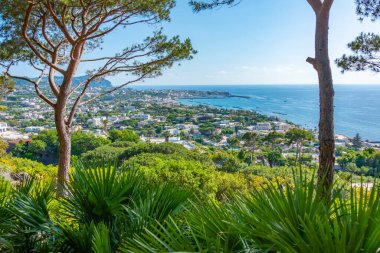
[133, 85, 380, 142]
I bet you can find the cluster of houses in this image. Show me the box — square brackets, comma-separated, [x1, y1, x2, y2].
[0, 122, 30, 141]
[1, 84, 378, 154]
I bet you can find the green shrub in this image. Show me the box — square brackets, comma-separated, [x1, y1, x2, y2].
[0, 156, 56, 180]
[125, 172, 380, 252]
[123, 153, 217, 199]
[0, 161, 192, 252]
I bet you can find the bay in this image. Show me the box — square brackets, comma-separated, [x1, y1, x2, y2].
[134, 85, 380, 141]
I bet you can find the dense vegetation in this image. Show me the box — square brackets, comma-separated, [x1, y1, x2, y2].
[337, 147, 380, 177]
[0, 162, 378, 252]
[1, 122, 379, 252]
[11, 130, 111, 164]
[9, 129, 380, 180]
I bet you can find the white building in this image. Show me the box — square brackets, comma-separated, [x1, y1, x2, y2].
[155, 116, 167, 122]
[237, 130, 249, 136]
[0, 131, 30, 141]
[183, 124, 199, 131]
[25, 126, 45, 133]
[87, 117, 105, 128]
[108, 116, 119, 123]
[175, 124, 185, 130]
[219, 120, 230, 128]
[166, 128, 180, 135]
[121, 106, 136, 113]
[0, 122, 9, 133]
[138, 121, 150, 128]
[168, 136, 181, 143]
[257, 122, 271, 131]
[335, 134, 350, 147]
[131, 114, 151, 120]
[275, 122, 293, 132]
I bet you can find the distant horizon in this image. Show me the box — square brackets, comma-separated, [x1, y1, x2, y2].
[13, 74, 380, 87]
[130, 83, 380, 87]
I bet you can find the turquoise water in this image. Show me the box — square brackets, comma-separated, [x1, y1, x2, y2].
[134, 85, 380, 141]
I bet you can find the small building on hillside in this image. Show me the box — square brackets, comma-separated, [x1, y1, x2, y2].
[25, 126, 45, 133]
[87, 117, 105, 128]
[257, 122, 271, 131]
[131, 114, 151, 120]
[335, 134, 350, 147]
[0, 122, 9, 133]
[275, 122, 293, 132]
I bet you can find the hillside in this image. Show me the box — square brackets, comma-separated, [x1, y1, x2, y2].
[15, 75, 113, 88]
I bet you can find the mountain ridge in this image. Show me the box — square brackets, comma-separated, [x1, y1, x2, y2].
[15, 75, 112, 88]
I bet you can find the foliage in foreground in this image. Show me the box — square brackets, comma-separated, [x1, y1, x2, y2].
[0, 162, 192, 252]
[0, 162, 379, 252]
[126, 173, 380, 253]
[0, 156, 57, 180]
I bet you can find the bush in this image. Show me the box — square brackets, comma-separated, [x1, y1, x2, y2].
[0, 156, 56, 181]
[81, 141, 211, 164]
[125, 173, 380, 252]
[0, 162, 191, 252]
[123, 153, 217, 199]
[11, 130, 110, 164]
[71, 131, 111, 156]
[108, 129, 140, 143]
[81, 145, 127, 161]
[1, 161, 379, 252]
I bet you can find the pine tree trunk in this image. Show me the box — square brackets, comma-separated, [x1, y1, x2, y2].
[53, 43, 83, 198]
[251, 147, 255, 165]
[314, 9, 335, 197]
[55, 103, 71, 197]
[295, 143, 300, 165]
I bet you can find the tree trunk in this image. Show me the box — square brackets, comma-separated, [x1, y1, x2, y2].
[251, 147, 255, 165]
[55, 103, 71, 197]
[295, 143, 300, 165]
[311, 7, 335, 197]
[54, 43, 83, 197]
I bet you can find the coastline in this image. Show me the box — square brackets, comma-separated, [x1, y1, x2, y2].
[177, 95, 378, 145]
[135, 85, 380, 141]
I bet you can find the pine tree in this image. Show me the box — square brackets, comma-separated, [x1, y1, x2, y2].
[352, 133, 363, 151]
[336, 0, 380, 72]
[0, 0, 195, 195]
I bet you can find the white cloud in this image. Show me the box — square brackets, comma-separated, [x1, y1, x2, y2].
[273, 65, 306, 75]
[240, 65, 306, 75]
[218, 70, 228, 75]
[241, 66, 258, 71]
[333, 69, 380, 84]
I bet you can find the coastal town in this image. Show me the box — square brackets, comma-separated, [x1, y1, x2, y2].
[1, 82, 379, 169]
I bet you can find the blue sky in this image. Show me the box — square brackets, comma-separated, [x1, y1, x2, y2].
[15, 0, 380, 85]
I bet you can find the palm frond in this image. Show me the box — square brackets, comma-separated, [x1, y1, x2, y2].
[63, 160, 143, 224]
[6, 177, 57, 252]
[124, 200, 247, 252]
[92, 222, 112, 253]
[124, 183, 192, 235]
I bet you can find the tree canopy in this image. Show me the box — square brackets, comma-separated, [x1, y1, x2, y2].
[0, 0, 196, 190]
[108, 129, 140, 143]
[0, 75, 14, 110]
[336, 0, 380, 72]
